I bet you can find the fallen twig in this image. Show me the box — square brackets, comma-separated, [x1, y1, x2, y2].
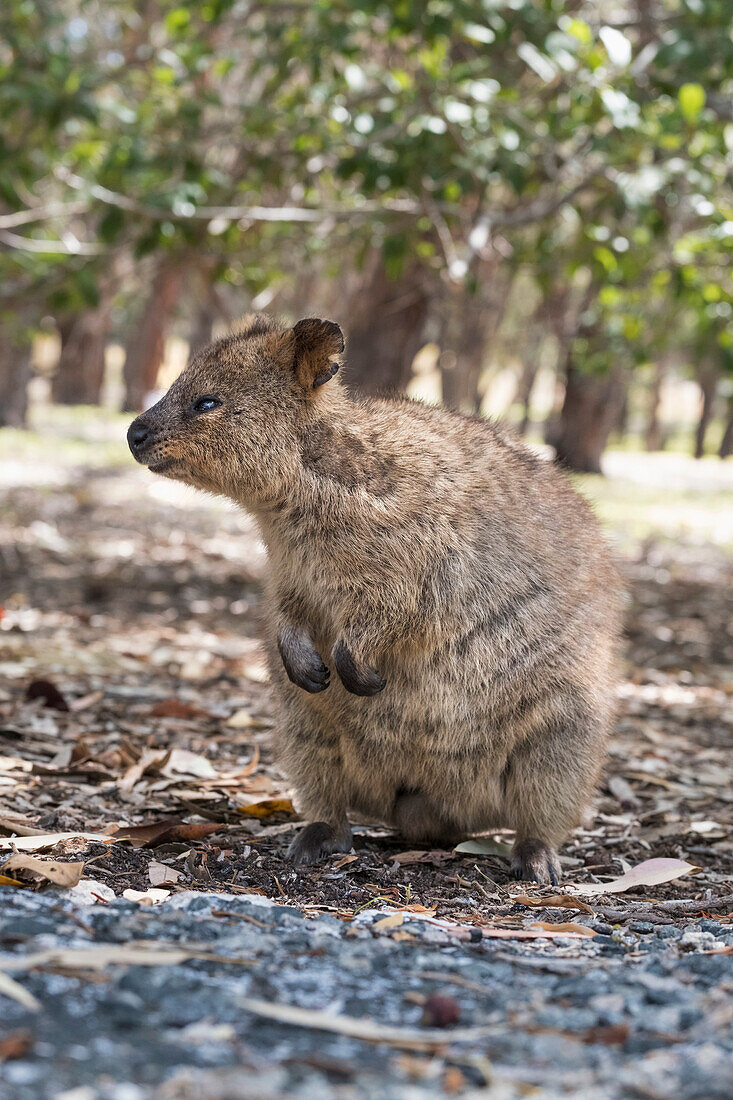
[236, 996, 497, 1051]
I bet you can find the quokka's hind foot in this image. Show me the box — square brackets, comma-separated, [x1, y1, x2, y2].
[287, 820, 353, 865]
[511, 837, 561, 885]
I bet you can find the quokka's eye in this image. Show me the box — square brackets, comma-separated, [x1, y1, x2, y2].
[193, 395, 221, 413]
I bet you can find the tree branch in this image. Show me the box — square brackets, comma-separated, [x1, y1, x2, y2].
[0, 230, 102, 255]
[0, 201, 89, 229]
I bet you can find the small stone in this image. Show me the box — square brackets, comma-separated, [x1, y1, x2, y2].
[679, 929, 719, 951]
[588, 921, 615, 936]
[656, 925, 681, 939]
[698, 919, 726, 936]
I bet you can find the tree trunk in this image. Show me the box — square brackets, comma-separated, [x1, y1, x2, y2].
[553, 363, 626, 474]
[123, 262, 183, 411]
[439, 291, 488, 413]
[614, 385, 630, 439]
[515, 315, 548, 435]
[0, 334, 31, 427]
[440, 263, 513, 414]
[541, 287, 575, 448]
[694, 364, 719, 459]
[517, 356, 540, 435]
[52, 308, 109, 405]
[343, 255, 431, 394]
[187, 296, 217, 357]
[644, 360, 667, 451]
[718, 394, 733, 459]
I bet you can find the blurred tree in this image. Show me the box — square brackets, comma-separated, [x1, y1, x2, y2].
[720, 396, 733, 459]
[644, 360, 668, 453]
[52, 306, 109, 405]
[122, 260, 183, 411]
[0, 0, 730, 472]
[0, 330, 31, 427]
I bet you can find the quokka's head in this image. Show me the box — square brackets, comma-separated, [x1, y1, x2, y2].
[127, 314, 344, 505]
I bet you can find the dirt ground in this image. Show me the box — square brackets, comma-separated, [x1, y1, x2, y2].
[0, 413, 732, 1099]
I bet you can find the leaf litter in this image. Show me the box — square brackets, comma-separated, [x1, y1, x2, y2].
[0, 441, 732, 1095]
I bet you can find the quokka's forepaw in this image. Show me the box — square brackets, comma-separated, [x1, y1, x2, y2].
[287, 821, 353, 865]
[278, 625, 330, 693]
[332, 639, 386, 696]
[511, 838, 561, 885]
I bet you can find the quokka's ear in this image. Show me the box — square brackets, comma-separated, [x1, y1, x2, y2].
[291, 318, 344, 390]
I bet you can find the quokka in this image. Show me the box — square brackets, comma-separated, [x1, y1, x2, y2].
[128, 314, 623, 882]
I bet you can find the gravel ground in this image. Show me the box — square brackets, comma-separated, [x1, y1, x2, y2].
[2, 888, 732, 1100]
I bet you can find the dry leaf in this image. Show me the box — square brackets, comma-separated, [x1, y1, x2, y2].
[239, 798, 296, 819]
[112, 818, 182, 847]
[393, 850, 456, 866]
[0, 872, 25, 886]
[332, 854, 359, 869]
[688, 820, 726, 837]
[374, 912, 405, 931]
[581, 1023, 629, 1046]
[572, 857, 700, 897]
[122, 888, 171, 904]
[453, 837, 513, 858]
[119, 749, 170, 790]
[149, 698, 214, 720]
[531, 921, 596, 937]
[0, 832, 110, 852]
[161, 749, 218, 779]
[511, 893, 594, 914]
[226, 709, 257, 728]
[608, 775, 639, 809]
[0, 1030, 34, 1061]
[2, 853, 84, 887]
[185, 849, 212, 883]
[25, 679, 69, 711]
[148, 861, 182, 886]
[114, 819, 221, 848]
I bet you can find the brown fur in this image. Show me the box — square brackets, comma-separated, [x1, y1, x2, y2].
[128, 314, 624, 882]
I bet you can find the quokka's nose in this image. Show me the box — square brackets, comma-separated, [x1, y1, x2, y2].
[127, 419, 149, 454]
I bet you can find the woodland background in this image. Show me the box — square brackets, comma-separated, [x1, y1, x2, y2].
[0, 0, 732, 474]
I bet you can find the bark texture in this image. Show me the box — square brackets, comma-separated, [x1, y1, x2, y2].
[440, 263, 513, 414]
[694, 364, 719, 459]
[718, 394, 733, 459]
[553, 364, 626, 474]
[0, 334, 31, 427]
[644, 360, 667, 452]
[123, 263, 183, 412]
[342, 255, 430, 394]
[52, 308, 110, 406]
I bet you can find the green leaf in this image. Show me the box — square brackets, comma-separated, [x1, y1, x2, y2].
[678, 83, 705, 124]
[165, 8, 191, 35]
